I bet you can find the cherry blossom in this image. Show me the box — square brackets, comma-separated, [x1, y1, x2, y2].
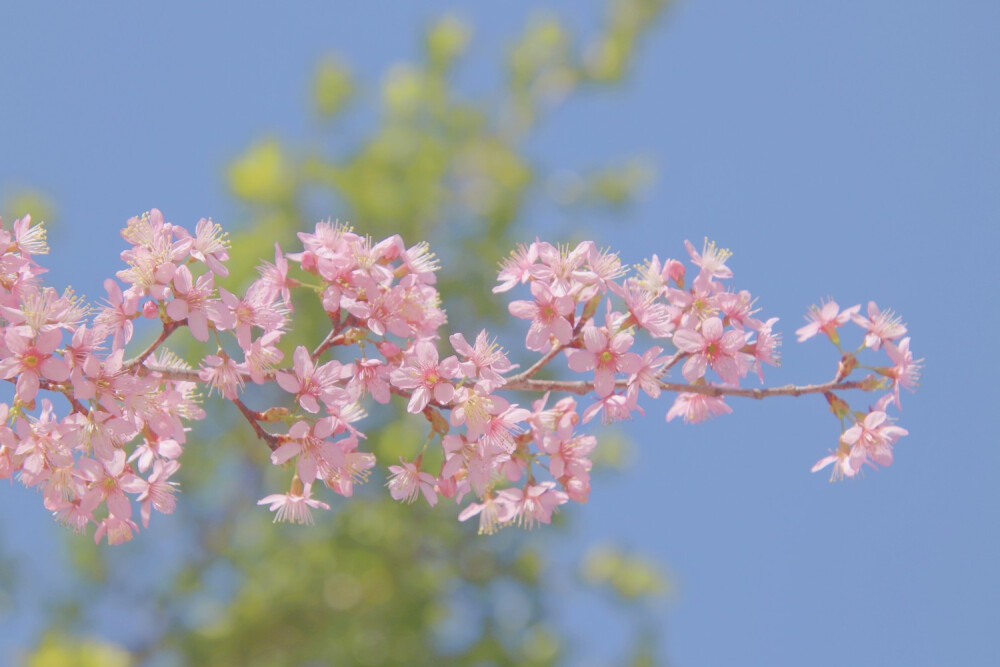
[257, 479, 330, 525]
[567, 320, 642, 397]
[0, 327, 69, 402]
[795, 300, 860, 344]
[389, 341, 460, 413]
[386, 458, 438, 506]
[508, 281, 575, 352]
[0, 214, 919, 543]
[665, 392, 732, 424]
[852, 301, 907, 351]
[672, 317, 748, 385]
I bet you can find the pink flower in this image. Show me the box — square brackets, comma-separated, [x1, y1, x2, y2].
[530, 240, 592, 297]
[851, 301, 906, 350]
[751, 317, 782, 382]
[73, 347, 126, 403]
[1, 285, 86, 334]
[672, 317, 747, 385]
[479, 403, 530, 454]
[541, 432, 595, 483]
[94, 515, 138, 545]
[77, 456, 133, 520]
[715, 289, 758, 330]
[51, 495, 100, 533]
[581, 392, 638, 424]
[341, 281, 403, 337]
[573, 246, 626, 298]
[449, 330, 514, 390]
[841, 410, 907, 472]
[13, 400, 74, 482]
[627, 346, 669, 399]
[494, 243, 538, 293]
[884, 337, 921, 406]
[685, 238, 732, 284]
[796, 300, 860, 344]
[811, 407, 908, 479]
[178, 217, 230, 277]
[398, 240, 440, 284]
[10, 215, 49, 257]
[496, 481, 568, 529]
[665, 392, 732, 423]
[270, 420, 342, 485]
[450, 388, 499, 439]
[218, 284, 288, 349]
[166, 265, 228, 341]
[322, 439, 376, 498]
[199, 352, 245, 400]
[458, 493, 516, 535]
[508, 281, 576, 352]
[567, 321, 642, 397]
[242, 330, 285, 384]
[386, 458, 438, 506]
[257, 242, 297, 304]
[120, 460, 180, 528]
[0, 327, 69, 402]
[128, 436, 182, 474]
[276, 346, 350, 413]
[389, 341, 459, 413]
[350, 357, 392, 404]
[622, 286, 674, 338]
[810, 446, 853, 481]
[257, 482, 330, 525]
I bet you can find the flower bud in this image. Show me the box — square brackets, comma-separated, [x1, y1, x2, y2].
[824, 392, 851, 419]
[663, 259, 685, 287]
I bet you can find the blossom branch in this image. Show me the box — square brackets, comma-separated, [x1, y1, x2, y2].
[231, 397, 281, 451]
[310, 315, 355, 360]
[0, 213, 919, 542]
[505, 376, 869, 399]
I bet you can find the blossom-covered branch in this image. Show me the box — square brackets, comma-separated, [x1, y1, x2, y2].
[0, 213, 921, 543]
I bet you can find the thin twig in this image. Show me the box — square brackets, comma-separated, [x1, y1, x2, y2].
[231, 397, 281, 451]
[510, 343, 567, 383]
[144, 362, 871, 405]
[123, 321, 180, 371]
[504, 376, 869, 399]
[310, 314, 357, 360]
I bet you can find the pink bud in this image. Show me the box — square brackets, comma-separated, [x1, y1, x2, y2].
[377, 340, 403, 365]
[142, 300, 159, 318]
[664, 259, 685, 285]
[436, 477, 457, 499]
[298, 250, 318, 272]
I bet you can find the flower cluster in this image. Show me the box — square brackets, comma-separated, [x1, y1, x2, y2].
[0, 213, 920, 543]
[501, 239, 781, 424]
[799, 301, 922, 479]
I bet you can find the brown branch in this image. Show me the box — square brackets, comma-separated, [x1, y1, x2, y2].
[311, 332, 348, 361]
[503, 376, 870, 399]
[310, 313, 358, 360]
[31, 378, 90, 414]
[231, 397, 281, 451]
[123, 321, 180, 371]
[509, 343, 568, 383]
[508, 313, 593, 384]
[144, 360, 871, 409]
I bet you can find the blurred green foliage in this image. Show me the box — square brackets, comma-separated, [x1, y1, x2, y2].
[23, 2, 673, 665]
[1, 188, 56, 230]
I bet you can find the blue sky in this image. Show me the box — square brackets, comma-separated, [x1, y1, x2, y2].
[2, 1, 998, 665]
